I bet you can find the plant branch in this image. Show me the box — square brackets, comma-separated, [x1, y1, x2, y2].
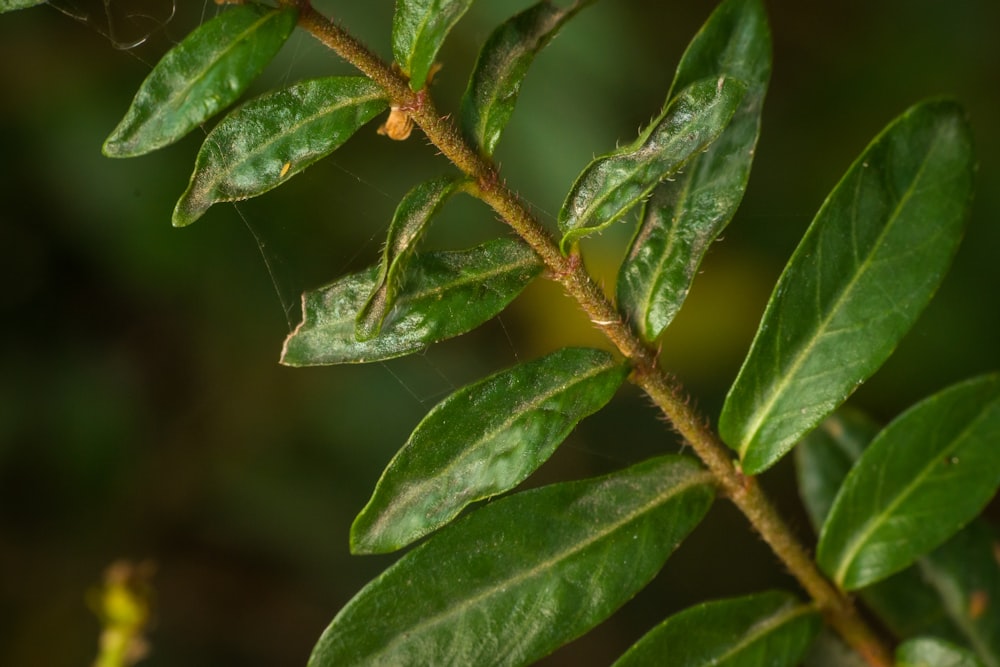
[296, 5, 893, 666]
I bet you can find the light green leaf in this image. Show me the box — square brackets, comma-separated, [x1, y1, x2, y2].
[896, 637, 985, 667]
[460, 0, 594, 157]
[617, 0, 771, 341]
[309, 456, 714, 667]
[612, 590, 820, 667]
[173, 77, 387, 227]
[797, 410, 1000, 664]
[0, 0, 44, 12]
[393, 0, 474, 90]
[356, 175, 465, 340]
[281, 239, 542, 366]
[558, 77, 746, 252]
[351, 347, 629, 554]
[719, 99, 975, 474]
[103, 4, 297, 158]
[817, 374, 1000, 590]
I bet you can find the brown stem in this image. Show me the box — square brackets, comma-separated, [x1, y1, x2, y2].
[296, 5, 893, 666]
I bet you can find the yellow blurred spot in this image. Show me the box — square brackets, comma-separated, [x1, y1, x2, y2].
[89, 560, 155, 667]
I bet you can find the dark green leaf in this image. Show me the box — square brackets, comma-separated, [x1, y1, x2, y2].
[617, 0, 771, 341]
[173, 77, 387, 227]
[796, 410, 1000, 663]
[796, 408, 880, 531]
[356, 175, 465, 340]
[281, 239, 542, 366]
[393, 0, 474, 90]
[102, 4, 297, 158]
[460, 0, 593, 157]
[911, 521, 1000, 665]
[309, 456, 714, 667]
[558, 77, 745, 252]
[719, 99, 975, 474]
[351, 347, 629, 554]
[896, 637, 985, 667]
[612, 590, 820, 667]
[802, 630, 870, 667]
[817, 374, 1000, 590]
[0, 0, 44, 12]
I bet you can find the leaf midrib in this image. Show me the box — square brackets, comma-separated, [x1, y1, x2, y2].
[708, 603, 815, 664]
[379, 359, 617, 522]
[364, 470, 712, 663]
[570, 107, 713, 233]
[304, 250, 537, 337]
[166, 9, 281, 121]
[632, 169, 696, 335]
[832, 394, 999, 586]
[478, 4, 574, 147]
[201, 86, 385, 199]
[737, 129, 945, 458]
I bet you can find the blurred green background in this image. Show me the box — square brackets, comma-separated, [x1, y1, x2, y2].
[1, 1, 998, 665]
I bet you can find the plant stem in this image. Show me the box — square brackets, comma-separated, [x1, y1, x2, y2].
[296, 5, 893, 666]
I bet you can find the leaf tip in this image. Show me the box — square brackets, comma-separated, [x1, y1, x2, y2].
[349, 508, 400, 555]
[101, 135, 127, 159]
[171, 193, 205, 227]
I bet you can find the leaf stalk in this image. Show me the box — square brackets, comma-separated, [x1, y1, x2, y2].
[296, 5, 893, 666]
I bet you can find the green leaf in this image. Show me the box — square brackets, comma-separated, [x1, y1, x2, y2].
[912, 521, 1000, 666]
[172, 77, 387, 227]
[309, 456, 714, 667]
[797, 410, 1000, 663]
[719, 99, 975, 474]
[351, 347, 629, 554]
[393, 0, 474, 90]
[795, 408, 880, 531]
[803, 630, 871, 667]
[102, 4, 297, 158]
[356, 175, 465, 340]
[460, 0, 594, 157]
[896, 637, 985, 667]
[558, 76, 746, 252]
[0, 0, 44, 13]
[617, 0, 771, 341]
[612, 590, 820, 667]
[281, 239, 542, 366]
[817, 374, 1000, 590]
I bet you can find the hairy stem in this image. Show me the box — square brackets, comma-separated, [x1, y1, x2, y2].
[296, 4, 893, 666]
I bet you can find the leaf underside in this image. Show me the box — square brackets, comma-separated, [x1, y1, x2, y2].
[281, 238, 542, 366]
[309, 456, 714, 667]
[103, 4, 297, 158]
[351, 347, 629, 554]
[617, 0, 771, 341]
[172, 76, 387, 226]
[356, 175, 465, 340]
[612, 590, 820, 667]
[558, 76, 747, 251]
[720, 99, 975, 474]
[817, 374, 1000, 590]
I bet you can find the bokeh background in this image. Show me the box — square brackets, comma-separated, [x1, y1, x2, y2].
[2, 1, 998, 665]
